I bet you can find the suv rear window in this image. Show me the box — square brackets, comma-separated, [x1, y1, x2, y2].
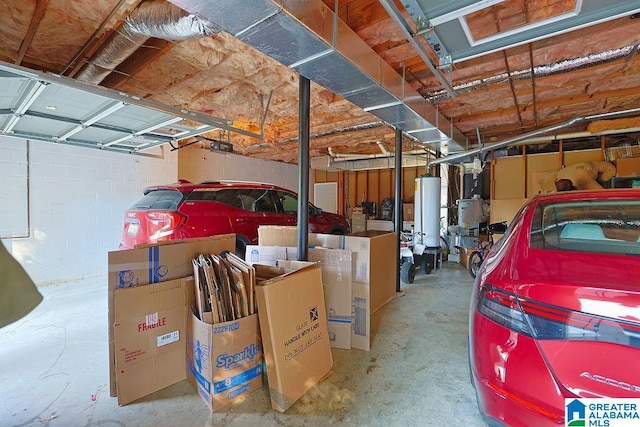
[131, 189, 183, 210]
[530, 200, 640, 255]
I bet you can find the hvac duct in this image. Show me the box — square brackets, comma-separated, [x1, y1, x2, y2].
[168, 0, 466, 153]
[76, 0, 219, 84]
[310, 154, 429, 171]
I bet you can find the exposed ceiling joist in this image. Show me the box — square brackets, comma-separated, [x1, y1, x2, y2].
[2, 0, 640, 165]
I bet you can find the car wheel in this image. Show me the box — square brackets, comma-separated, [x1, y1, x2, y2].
[468, 251, 482, 279]
[235, 239, 247, 260]
[400, 260, 415, 284]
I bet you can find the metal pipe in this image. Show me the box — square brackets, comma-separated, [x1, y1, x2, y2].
[277, 121, 386, 145]
[297, 75, 310, 261]
[377, 140, 389, 154]
[428, 107, 640, 167]
[394, 127, 402, 293]
[328, 147, 427, 161]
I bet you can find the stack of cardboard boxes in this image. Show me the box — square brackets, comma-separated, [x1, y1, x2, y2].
[254, 226, 398, 351]
[108, 227, 397, 412]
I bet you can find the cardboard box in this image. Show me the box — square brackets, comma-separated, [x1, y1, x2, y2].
[344, 231, 397, 311]
[113, 278, 187, 406]
[366, 219, 394, 232]
[108, 234, 235, 397]
[255, 265, 333, 412]
[258, 226, 346, 250]
[460, 247, 476, 269]
[186, 307, 263, 411]
[259, 226, 396, 292]
[616, 157, 640, 177]
[258, 227, 397, 352]
[258, 226, 298, 248]
[351, 213, 367, 233]
[306, 248, 352, 350]
[245, 245, 287, 267]
[403, 203, 414, 221]
[254, 246, 353, 349]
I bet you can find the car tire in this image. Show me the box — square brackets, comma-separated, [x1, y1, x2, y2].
[235, 238, 247, 260]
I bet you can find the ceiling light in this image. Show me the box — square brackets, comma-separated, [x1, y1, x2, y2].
[46, 105, 56, 111]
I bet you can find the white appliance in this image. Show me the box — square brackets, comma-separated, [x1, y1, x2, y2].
[414, 176, 441, 248]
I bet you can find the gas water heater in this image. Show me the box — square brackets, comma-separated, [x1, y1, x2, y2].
[414, 176, 441, 248]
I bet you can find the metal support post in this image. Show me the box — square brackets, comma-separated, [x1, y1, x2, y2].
[297, 75, 310, 261]
[395, 127, 402, 292]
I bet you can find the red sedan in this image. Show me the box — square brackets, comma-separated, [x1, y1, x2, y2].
[469, 188, 640, 426]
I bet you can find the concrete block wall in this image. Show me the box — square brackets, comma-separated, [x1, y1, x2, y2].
[0, 136, 177, 285]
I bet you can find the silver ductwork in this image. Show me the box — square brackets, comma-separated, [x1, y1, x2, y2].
[76, 0, 219, 84]
[427, 45, 639, 103]
[168, 0, 466, 153]
[311, 153, 429, 171]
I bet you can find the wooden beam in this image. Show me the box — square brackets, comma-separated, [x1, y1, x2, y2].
[334, 0, 393, 31]
[15, 0, 49, 65]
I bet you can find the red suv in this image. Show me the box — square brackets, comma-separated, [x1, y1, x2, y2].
[119, 180, 350, 255]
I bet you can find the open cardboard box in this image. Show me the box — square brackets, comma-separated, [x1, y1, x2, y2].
[247, 245, 353, 350]
[109, 234, 263, 410]
[258, 226, 398, 351]
[108, 234, 240, 397]
[110, 233, 332, 412]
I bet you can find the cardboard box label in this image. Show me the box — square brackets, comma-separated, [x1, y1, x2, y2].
[157, 331, 180, 347]
[245, 245, 287, 267]
[351, 282, 371, 351]
[353, 296, 367, 337]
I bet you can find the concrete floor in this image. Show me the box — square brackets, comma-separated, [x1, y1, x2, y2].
[1, 263, 485, 427]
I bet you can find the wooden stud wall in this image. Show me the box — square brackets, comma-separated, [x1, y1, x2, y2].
[491, 147, 606, 225]
[313, 166, 424, 218]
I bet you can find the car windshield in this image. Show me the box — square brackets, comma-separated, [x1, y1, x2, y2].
[131, 189, 183, 210]
[530, 199, 640, 255]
